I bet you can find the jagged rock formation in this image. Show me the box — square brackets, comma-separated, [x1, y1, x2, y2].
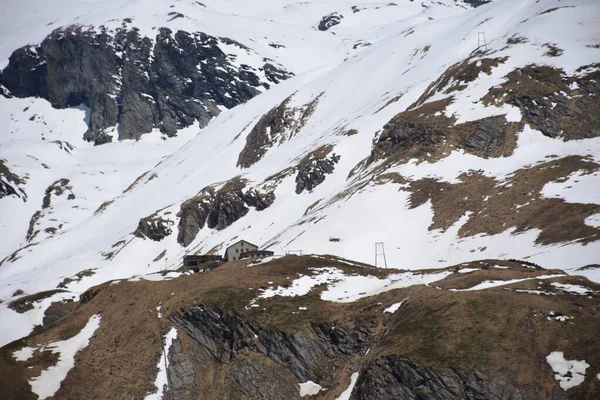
[370, 101, 519, 165]
[26, 179, 73, 242]
[41, 178, 73, 209]
[0, 159, 27, 201]
[484, 65, 600, 140]
[134, 211, 173, 242]
[237, 93, 323, 168]
[177, 178, 275, 246]
[0, 24, 292, 144]
[295, 145, 340, 194]
[353, 356, 528, 400]
[318, 12, 343, 31]
[167, 303, 374, 399]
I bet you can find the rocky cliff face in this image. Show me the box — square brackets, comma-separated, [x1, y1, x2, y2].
[318, 13, 343, 31]
[0, 24, 292, 144]
[0, 159, 27, 201]
[177, 178, 275, 246]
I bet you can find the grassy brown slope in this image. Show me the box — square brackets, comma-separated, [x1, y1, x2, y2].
[1, 255, 598, 399]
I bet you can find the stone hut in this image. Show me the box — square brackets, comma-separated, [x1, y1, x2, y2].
[225, 240, 258, 262]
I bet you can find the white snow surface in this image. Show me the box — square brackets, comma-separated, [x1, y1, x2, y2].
[257, 267, 450, 303]
[335, 372, 360, 400]
[29, 314, 101, 399]
[452, 274, 565, 291]
[298, 380, 323, 397]
[145, 327, 178, 400]
[550, 282, 593, 295]
[546, 351, 590, 390]
[0, 0, 599, 347]
[384, 298, 408, 314]
[13, 346, 36, 361]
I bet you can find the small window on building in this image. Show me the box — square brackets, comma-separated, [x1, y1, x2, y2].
[236, 248, 239, 253]
[233, 257, 237, 260]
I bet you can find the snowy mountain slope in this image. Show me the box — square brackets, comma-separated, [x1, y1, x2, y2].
[1, 0, 599, 348]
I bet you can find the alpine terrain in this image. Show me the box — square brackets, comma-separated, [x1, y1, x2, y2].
[0, 0, 599, 399]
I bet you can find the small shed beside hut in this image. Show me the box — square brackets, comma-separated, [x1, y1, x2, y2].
[183, 254, 224, 273]
[240, 249, 274, 260]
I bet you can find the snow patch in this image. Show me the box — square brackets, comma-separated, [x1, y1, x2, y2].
[546, 351, 589, 390]
[551, 282, 592, 295]
[29, 314, 101, 400]
[13, 346, 36, 361]
[145, 327, 178, 400]
[335, 372, 359, 400]
[452, 275, 565, 291]
[298, 380, 322, 397]
[384, 298, 408, 314]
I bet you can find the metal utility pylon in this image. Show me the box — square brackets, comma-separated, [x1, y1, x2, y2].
[375, 242, 387, 269]
[477, 32, 488, 52]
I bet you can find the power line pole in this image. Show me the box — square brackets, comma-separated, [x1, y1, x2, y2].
[375, 242, 387, 269]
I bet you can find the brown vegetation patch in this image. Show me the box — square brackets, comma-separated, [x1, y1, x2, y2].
[1, 256, 599, 399]
[410, 56, 508, 109]
[506, 35, 528, 45]
[368, 98, 521, 169]
[543, 43, 563, 57]
[407, 155, 600, 245]
[93, 200, 114, 215]
[433, 260, 564, 290]
[122, 170, 149, 194]
[8, 289, 67, 313]
[483, 64, 600, 139]
[57, 269, 96, 289]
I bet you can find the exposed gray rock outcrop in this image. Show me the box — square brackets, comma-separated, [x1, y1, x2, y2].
[318, 12, 343, 31]
[133, 213, 173, 242]
[352, 356, 529, 400]
[0, 24, 292, 144]
[374, 120, 443, 158]
[167, 303, 533, 400]
[237, 97, 294, 168]
[177, 179, 275, 246]
[26, 178, 73, 242]
[462, 115, 509, 156]
[237, 93, 323, 168]
[485, 65, 600, 140]
[0, 159, 27, 201]
[169, 304, 372, 385]
[295, 145, 340, 194]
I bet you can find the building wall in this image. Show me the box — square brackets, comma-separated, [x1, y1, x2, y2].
[225, 241, 258, 262]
